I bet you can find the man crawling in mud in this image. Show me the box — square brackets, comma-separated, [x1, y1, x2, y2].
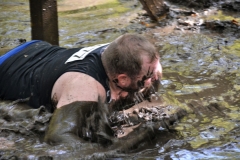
[0, 33, 162, 144]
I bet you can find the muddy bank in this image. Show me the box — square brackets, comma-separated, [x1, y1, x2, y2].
[0, 0, 240, 159]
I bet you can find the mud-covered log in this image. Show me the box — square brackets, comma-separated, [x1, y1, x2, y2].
[139, 0, 169, 21]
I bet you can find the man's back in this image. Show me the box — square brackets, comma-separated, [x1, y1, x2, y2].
[0, 41, 109, 111]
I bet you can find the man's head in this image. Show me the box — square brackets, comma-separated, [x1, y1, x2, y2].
[102, 33, 162, 94]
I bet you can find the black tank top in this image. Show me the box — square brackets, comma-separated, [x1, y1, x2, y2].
[0, 41, 109, 112]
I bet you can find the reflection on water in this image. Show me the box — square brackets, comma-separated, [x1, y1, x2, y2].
[151, 31, 240, 159]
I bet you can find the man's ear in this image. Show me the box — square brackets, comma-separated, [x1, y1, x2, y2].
[116, 74, 131, 87]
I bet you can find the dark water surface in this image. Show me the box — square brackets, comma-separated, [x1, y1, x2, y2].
[0, 0, 240, 159]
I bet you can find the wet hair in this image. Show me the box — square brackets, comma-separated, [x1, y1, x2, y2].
[102, 33, 159, 79]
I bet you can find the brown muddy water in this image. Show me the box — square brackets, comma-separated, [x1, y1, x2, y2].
[0, 0, 240, 159]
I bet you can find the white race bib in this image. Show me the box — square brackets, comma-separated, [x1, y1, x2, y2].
[65, 43, 109, 64]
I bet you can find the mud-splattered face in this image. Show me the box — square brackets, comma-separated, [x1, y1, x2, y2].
[130, 56, 162, 90]
[114, 56, 162, 94]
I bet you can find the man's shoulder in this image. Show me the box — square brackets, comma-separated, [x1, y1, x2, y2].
[53, 72, 107, 107]
[58, 72, 106, 94]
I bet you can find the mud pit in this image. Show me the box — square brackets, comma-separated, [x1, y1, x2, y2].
[0, 0, 240, 159]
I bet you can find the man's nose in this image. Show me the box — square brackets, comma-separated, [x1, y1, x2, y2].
[157, 63, 163, 79]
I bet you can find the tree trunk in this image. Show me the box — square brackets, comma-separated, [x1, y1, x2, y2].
[139, 0, 169, 21]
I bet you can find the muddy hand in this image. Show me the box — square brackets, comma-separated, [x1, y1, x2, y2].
[134, 86, 154, 103]
[134, 79, 161, 104]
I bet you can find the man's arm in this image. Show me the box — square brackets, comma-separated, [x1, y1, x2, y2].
[51, 72, 106, 108]
[44, 101, 114, 144]
[44, 101, 97, 144]
[45, 72, 107, 144]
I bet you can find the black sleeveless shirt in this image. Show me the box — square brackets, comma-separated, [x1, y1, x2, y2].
[0, 41, 109, 112]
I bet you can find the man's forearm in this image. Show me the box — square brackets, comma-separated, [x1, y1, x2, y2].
[44, 101, 114, 145]
[44, 101, 97, 144]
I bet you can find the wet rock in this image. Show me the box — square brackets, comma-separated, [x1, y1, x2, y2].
[0, 137, 15, 150]
[205, 19, 240, 29]
[166, 0, 212, 8]
[221, 0, 240, 11]
[166, 0, 240, 9]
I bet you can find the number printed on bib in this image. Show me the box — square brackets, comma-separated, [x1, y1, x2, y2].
[65, 43, 109, 64]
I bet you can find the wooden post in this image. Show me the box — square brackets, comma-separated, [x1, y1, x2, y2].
[29, 0, 59, 45]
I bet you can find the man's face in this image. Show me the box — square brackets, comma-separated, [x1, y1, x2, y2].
[123, 56, 162, 94]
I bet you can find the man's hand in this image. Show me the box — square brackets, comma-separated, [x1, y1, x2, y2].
[134, 79, 162, 104]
